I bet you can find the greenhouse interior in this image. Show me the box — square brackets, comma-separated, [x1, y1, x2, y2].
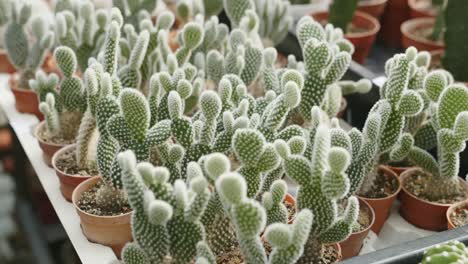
[0, 0, 467, 263]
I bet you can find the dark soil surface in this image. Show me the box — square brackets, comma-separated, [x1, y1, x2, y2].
[55, 148, 99, 176]
[359, 171, 399, 199]
[77, 180, 131, 216]
[404, 173, 468, 204]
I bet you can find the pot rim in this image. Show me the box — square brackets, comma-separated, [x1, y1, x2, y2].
[400, 167, 468, 207]
[310, 11, 381, 38]
[358, 165, 402, 202]
[351, 197, 376, 236]
[358, 0, 388, 8]
[400, 17, 444, 47]
[35, 121, 72, 148]
[408, 0, 436, 15]
[446, 199, 468, 228]
[72, 175, 132, 219]
[51, 144, 96, 179]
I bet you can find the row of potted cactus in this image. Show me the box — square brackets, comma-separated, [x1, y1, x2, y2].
[0, 0, 467, 263]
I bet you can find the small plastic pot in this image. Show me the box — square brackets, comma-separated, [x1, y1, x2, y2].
[0, 49, 16, 74]
[447, 200, 468, 230]
[72, 176, 132, 258]
[400, 168, 468, 231]
[34, 121, 70, 167]
[359, 166, 401, 234]
[311, 11, 380, 64]
[379, 0, 410, 48]
[357, 0, 388, 19]
[339, 198, 375, 259]
[52, 144, 93, 201]
[408, 0, 437, 19]
[401, 18, 444, 51]
[9, 76, 43, 120]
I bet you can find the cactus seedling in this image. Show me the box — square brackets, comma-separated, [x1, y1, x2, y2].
[2, 2, 54, 89]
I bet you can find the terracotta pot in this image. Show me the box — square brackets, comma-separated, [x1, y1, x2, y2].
[0, 49, 16, 74]
[52, 144, 93, 201]
[285, 193, 297, 224]
[72, 176, 132, 258]
[331, 243, 343, 263]
[384, 165, 414, 176]
[447, 200, 468, 230]
[34, 121, 70, 167]
[9, 76, 43, 120]
[408, 0, 437, 18]
[401, 18, 444, 51]
[357, 0, 388, 18]
[379, 0, 410, 48]
[400, 168, 468, 231]
[359, 166, 401, 234]
[339, 198, 375, 259]
[311, 11, 380, 64]
[0, 128, 13, 151]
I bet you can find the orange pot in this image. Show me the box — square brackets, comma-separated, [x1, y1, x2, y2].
[408, 0, 437, 19]
[447, 200, 468, 230]
[401, 18, 444, 51]
[357, 0, 388, 18]
[311, 11, 380, 64]
[72, 176, 132, 258]
[359, 166, 401, 234]
[52, 144, 93, 201]
[400, 168, 468, 231]
[0, 49, 16, 74]
[379, 0, 410, 48]
[285, 193, 297, 224]
[35, 121, 70, 167]
[339, 198, 375, 259]
[9, 76, 43, 120]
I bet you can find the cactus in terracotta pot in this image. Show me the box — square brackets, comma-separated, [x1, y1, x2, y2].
[391, 71, 468, 201]
[2, 2, 54, 89]
[276, 124, 358, 263]
[421, 240, 468, 264]
[119, 150, 211, 264]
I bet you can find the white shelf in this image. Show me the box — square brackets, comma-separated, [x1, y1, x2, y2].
[0, 74, 118, 264]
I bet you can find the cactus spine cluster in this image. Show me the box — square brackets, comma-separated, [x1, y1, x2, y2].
[421, 240, 468, 264]
[2, 2, 54, 89]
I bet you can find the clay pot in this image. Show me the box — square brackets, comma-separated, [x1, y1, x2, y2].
[400, 168, 468, 231]
[0, 49, 16, 74]
[34, 121, 70, 167]
[384, 165, 414, 176]
[339, 198, 375, 259]
[379, 0, 410, 48]
[311, 11, 380, 64]
[52, 144, 93, 201]
[408, 0, 437, 19]
[401, 18, 444, 51]
[72, 176, 132, 258]
[359, 166, 401, 234]
[357, 0, 388, 19]
[9, 76, 43, 120]
[447, 200, 468, 230]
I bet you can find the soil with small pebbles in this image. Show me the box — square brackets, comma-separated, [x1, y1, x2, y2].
[77, 180, 131, 216]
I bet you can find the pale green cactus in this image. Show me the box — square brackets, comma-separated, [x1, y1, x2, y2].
[232, 128, 281, 198]
[201, 0, 223, 17]
[262, 180, 288, 225]
[175, 22, 204, 66]
[112, 0, 157, 30]
[295, 16, 354, 120]
[252, 0, 293, 47]
[223, 0, 254, 28]
[390, 78, 468, 200]
[119, 150, 211, 264]
[421, 240, 468, 264]
[276, 124, 358, 263]
[3, 2, 54, 89]
[118, 30, 150, 90]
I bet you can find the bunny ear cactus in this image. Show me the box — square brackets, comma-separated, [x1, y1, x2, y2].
[252, 0, 293, 47]
[176, 22, 204, 66]
[112, 0, 157, 30]
[262, 179, 288, 225]
[276, 125, 358, 262]
[391, 81, 468, 201]
[119, 150, 211, 264]
[223, 0, 254, 28]
[4, 2, 54, 89]
[232, 128, 281, 198]
[296, 16, 354, 121]
[118, 30, 150, 90]
[421, 240, 468, 264]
